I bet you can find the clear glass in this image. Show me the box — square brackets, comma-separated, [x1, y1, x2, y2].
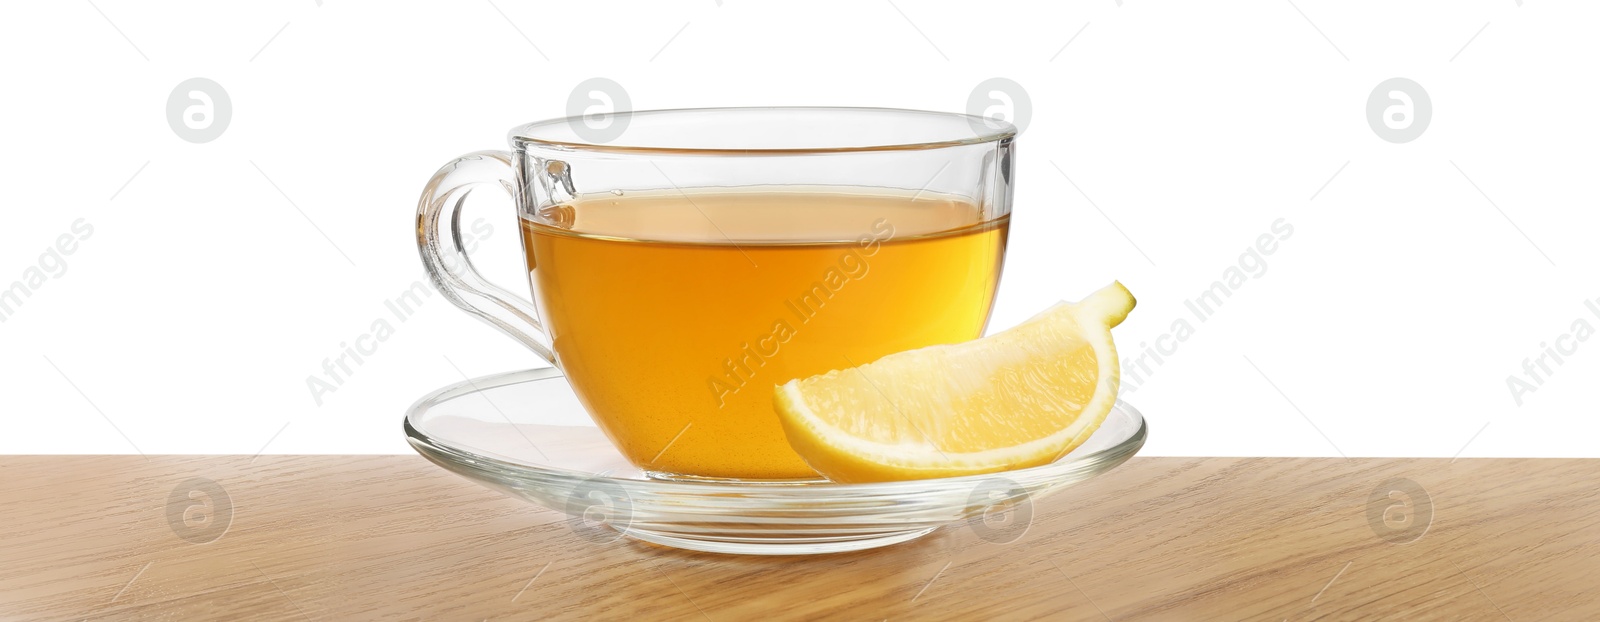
[416, 107, 1016, 480]
[404, 368, 1146, 555]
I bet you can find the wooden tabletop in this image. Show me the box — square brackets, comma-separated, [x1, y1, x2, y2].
[1, 456, 1595, 620]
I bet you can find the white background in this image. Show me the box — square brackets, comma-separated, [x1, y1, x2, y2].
[1, 1, 1595, 458]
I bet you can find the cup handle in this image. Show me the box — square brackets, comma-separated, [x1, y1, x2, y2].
[416, 150, 555, 364]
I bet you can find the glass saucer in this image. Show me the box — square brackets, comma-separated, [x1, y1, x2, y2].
[403, 368, 1147, 555]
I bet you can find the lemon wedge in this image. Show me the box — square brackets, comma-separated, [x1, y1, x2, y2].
[773, 281, 1135, 483]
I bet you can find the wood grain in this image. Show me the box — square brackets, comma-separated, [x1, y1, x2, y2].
[2, 456, 1597, 620]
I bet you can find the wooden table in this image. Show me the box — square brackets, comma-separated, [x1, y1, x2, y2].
[2, 456, 1595, 620]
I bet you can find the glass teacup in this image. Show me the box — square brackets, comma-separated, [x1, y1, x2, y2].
[416, 107, 1015, 480]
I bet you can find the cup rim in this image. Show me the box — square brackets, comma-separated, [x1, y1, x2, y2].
[508, 106, 1017, 156]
